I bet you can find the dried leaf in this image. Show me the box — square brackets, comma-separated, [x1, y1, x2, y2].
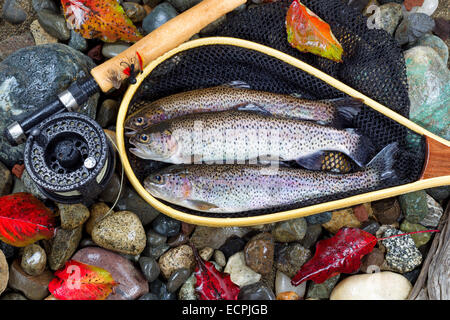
[0, 193, 56, 247]
[190, 243, 240, 300]
[286, 0, 343, 62]
[61, 0, 143, 43]
[49, 260, 118, 300]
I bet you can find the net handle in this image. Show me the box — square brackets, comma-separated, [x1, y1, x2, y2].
[90, 0, 246, 93]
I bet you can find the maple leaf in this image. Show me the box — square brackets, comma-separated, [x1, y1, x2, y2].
[49, 260, 118, 300]
[190, 243, 240, 300]
[286, 0, 344, 62]
[61, 0, 143, 43]
[0, 193, 56, 247]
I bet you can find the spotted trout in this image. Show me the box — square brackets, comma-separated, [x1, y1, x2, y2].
[129, 110, 374, 169]
[124, 85, 362, 135]
[144, 143, 398, 213]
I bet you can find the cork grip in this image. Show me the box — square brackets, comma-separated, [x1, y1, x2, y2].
[90, 0, 246, 93]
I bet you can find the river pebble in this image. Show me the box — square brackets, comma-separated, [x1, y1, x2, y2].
[8, 260, 53, 300]
[20, 244, 46, 276]
[139, 256, 160, 282]
[330, 271, 412, 300]
[57, 203, 90, 230]
[238, 282, 276, 300]
[48, 226, 82, 270]
[272, 218, 307, 242]
[167, 267, 191, 293]
[224, 251, 261, 287]
[92, 211, 146, 255]
[381, 227, 422, 273]
[158, 244, 195, 279]
[72, 247, 149, 300]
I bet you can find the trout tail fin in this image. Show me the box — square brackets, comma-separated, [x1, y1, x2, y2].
[345, 128, 376, 168]
[327, 97, 364, 129]
[367, 142, 399, 184]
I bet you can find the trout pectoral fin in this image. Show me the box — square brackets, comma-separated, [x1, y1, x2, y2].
[296, 151, 327, 171]
[221, 80, 251, 89]
[237, 103, 271, 116]
[183, 200, 219, 212]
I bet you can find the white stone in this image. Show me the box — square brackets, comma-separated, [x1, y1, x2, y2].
[416, 0, 439, 16]
[178, 273, 197, 300]
[330, 271, 412, 300]
[421, 194, 443, 227]
[275, 270, 306, 298]
[224, 252, 261, 287]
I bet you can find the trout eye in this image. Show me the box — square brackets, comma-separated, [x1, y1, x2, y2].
[135, 117, 144, 126]
[139, 134, 149, 142]
[151, 175, 164, 185]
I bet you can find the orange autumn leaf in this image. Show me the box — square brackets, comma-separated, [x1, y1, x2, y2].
[49, 260, 118, 300]
[286, 0, 344, 63]
[61, 0, 143, 43]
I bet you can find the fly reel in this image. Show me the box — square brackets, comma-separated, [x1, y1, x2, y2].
[23, 112, 115, 205]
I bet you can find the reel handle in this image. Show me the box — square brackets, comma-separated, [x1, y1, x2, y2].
[4, 78, 99, 146]
[90, 0, 246, 93]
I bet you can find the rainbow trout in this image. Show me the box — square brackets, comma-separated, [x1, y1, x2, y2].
[144, 143, 398, 213]
[124, 85, 362, 135]
[129, 110, 374, 169]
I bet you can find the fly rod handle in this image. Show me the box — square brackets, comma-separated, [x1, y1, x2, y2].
[90, 0, 246, 93]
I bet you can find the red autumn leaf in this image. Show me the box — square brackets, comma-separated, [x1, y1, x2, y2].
[61, 0, 143, 43]
[404, 0, 425, 11]
[49, 260, 118, 300]
[286, 0, 344, 62]
[291, 227, 440, 286]
[291, 228, 376, 286]
[0, 192, 56, 247]
[190, 243, 240, 300]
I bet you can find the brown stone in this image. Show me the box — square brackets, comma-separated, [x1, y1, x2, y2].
[0, 161, 12, 196]
[8, 260, 53, 300]
[0, 249, 8, 295]
[48, 226, 82, 270]
[86, 202, 110, 235]
[57, 203, 90, 230]
[72, 247, 149, 300]
[167, 232, 189, 247]
[199, 247, 214, 261]
[353, 204, 370, 222]
[360, 248, 385, 273]
[92, 211, 146, 255]
[372, 198, 401, 224]
[322, 208, 361, 234]
[244, 232, 275, 275]
[181, 222, 196, 235]
[20, 244, 47, 276]
[159, 245, 195, 279]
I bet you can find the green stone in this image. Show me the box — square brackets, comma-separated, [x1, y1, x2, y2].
[400, 220, 431, 248]
[306, 274, 340, 300]
[405, 46, 450, 141]
[398, 190, 428, 224]
[413, 34, 448, 65]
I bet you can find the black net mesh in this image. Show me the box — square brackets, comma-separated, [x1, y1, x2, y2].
[125, 0, 425, 218]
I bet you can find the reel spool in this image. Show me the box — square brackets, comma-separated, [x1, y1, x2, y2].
[23, 112, 115, 205]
